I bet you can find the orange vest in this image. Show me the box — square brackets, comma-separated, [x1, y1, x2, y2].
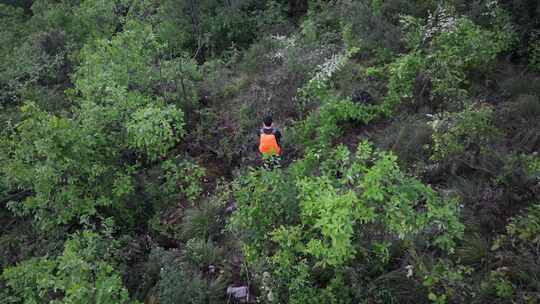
[259, 133, 281, 156]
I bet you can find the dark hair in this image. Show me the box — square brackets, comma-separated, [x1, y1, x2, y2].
[263, 115, 273, 127]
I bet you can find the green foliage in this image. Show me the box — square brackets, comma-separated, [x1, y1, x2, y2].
[181, 199, 224, 241]
[429, 103, 501, 162]
[230, 168, 299, 255]
[426, 16, 514, 98]
[0, 33, 64, 105]
[417, 259, 473, 304]
[2, 102, 123, 228]
[160, 55, 201, 106]
[151, 248, 226, 304]
[383, 52, 425, 113]
[297, 176, 374, 267]
[289, 47, 387, 149]
[69, 0, 119, 43]
[495, 202, 540, 248]
[1, 257, 56, 303]
[523, 154, 540, 176]
[484, 269, 514, 299]
[0, 0, 126, 105]
[73, 20, 160, 101]
[157, 0, 283, 56]
[485, 202, 540, 302]
[161, 158, 205, 203]
[148, 160, 207, 239]
[1, 19, 194, 229]
[339, 0, 421, 55]
[30, 0, 118, 45]
[293, 97, 379, 149]
[126, 104, 185, 161]
[0, 1, 539, 303]
[2, 231, 132, 304]
[299, 47, 359, 100]
[377, 6, 516, 113]
[232, 141, 463, 302]
[184, 238, 224, 269]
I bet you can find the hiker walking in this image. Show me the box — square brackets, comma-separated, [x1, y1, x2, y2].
[257, 115, 282, 169]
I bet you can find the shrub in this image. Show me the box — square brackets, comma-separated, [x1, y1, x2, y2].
[229, 168, 299, 255]
[486, 202, 540, 302]
[426, 16, 515, 98]
[500, 202, 540, 247]
[339, 0, 423, 55]
[160, 158, 205, 204]
[2, 102, 122, 229]
[126, 104, 185, 161]
[2, 231, 131, 304]
[313, 97, 379, 148]
[231, 141, 464, 303]
[159, 55, 201, 107]
[151, 247, 226, 304]
[429, 103, 501, 163]
[383, 52, 425, 113]
[380, 6, 516, 113]
[181, 199, 224, 241]
[414, 259, 473, 304]
[375, 115, 433, 166]
[183, 238, 224, 271]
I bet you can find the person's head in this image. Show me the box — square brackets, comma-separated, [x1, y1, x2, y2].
[263, 115, 273, 127]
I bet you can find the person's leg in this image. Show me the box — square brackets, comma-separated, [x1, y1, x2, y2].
[270, 155, 281, 169]
[262, 158, 271, 170]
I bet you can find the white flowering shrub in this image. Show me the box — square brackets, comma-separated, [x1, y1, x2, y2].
[269, 34, 298, 61]
[386, 3, 516, 112]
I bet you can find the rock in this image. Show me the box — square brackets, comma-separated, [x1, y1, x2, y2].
[227, 286, 249, 302]
[225, 203, 237, 213]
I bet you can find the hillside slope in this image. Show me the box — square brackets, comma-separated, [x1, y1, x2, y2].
[1, 1, 539, 303]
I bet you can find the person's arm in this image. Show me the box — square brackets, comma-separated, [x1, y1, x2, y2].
[274, 129, 282, 147]
[254, 128, 261, 152]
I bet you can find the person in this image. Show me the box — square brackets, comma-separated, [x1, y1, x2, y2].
[257, 116, 282, 169]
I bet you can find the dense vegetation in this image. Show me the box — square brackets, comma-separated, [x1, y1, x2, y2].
[1, 0, 539, 303]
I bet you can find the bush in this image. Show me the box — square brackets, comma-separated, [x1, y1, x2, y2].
[429, 103, 501, 164]
[486, 202, 540, 302]
[183, 238, 224, 271]
[229, 168, 299, 255]
[232, 141, 464, 303]
[292, 96, 379, 149]
[497, 95, 540, 152]
[379, 6, 516, 114]
[339, 0, 427, 55]
[375, 115, 433, 166]
[181, 199, 224, 241]
[151, 248, 226, 304]
[2, 231, 131, 304]
[160, 158, 205, 204]
[126, 104, 185, 161]
[383, 52, 425, 113]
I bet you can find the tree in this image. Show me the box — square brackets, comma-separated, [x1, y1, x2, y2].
[1, 21, 190, 229]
